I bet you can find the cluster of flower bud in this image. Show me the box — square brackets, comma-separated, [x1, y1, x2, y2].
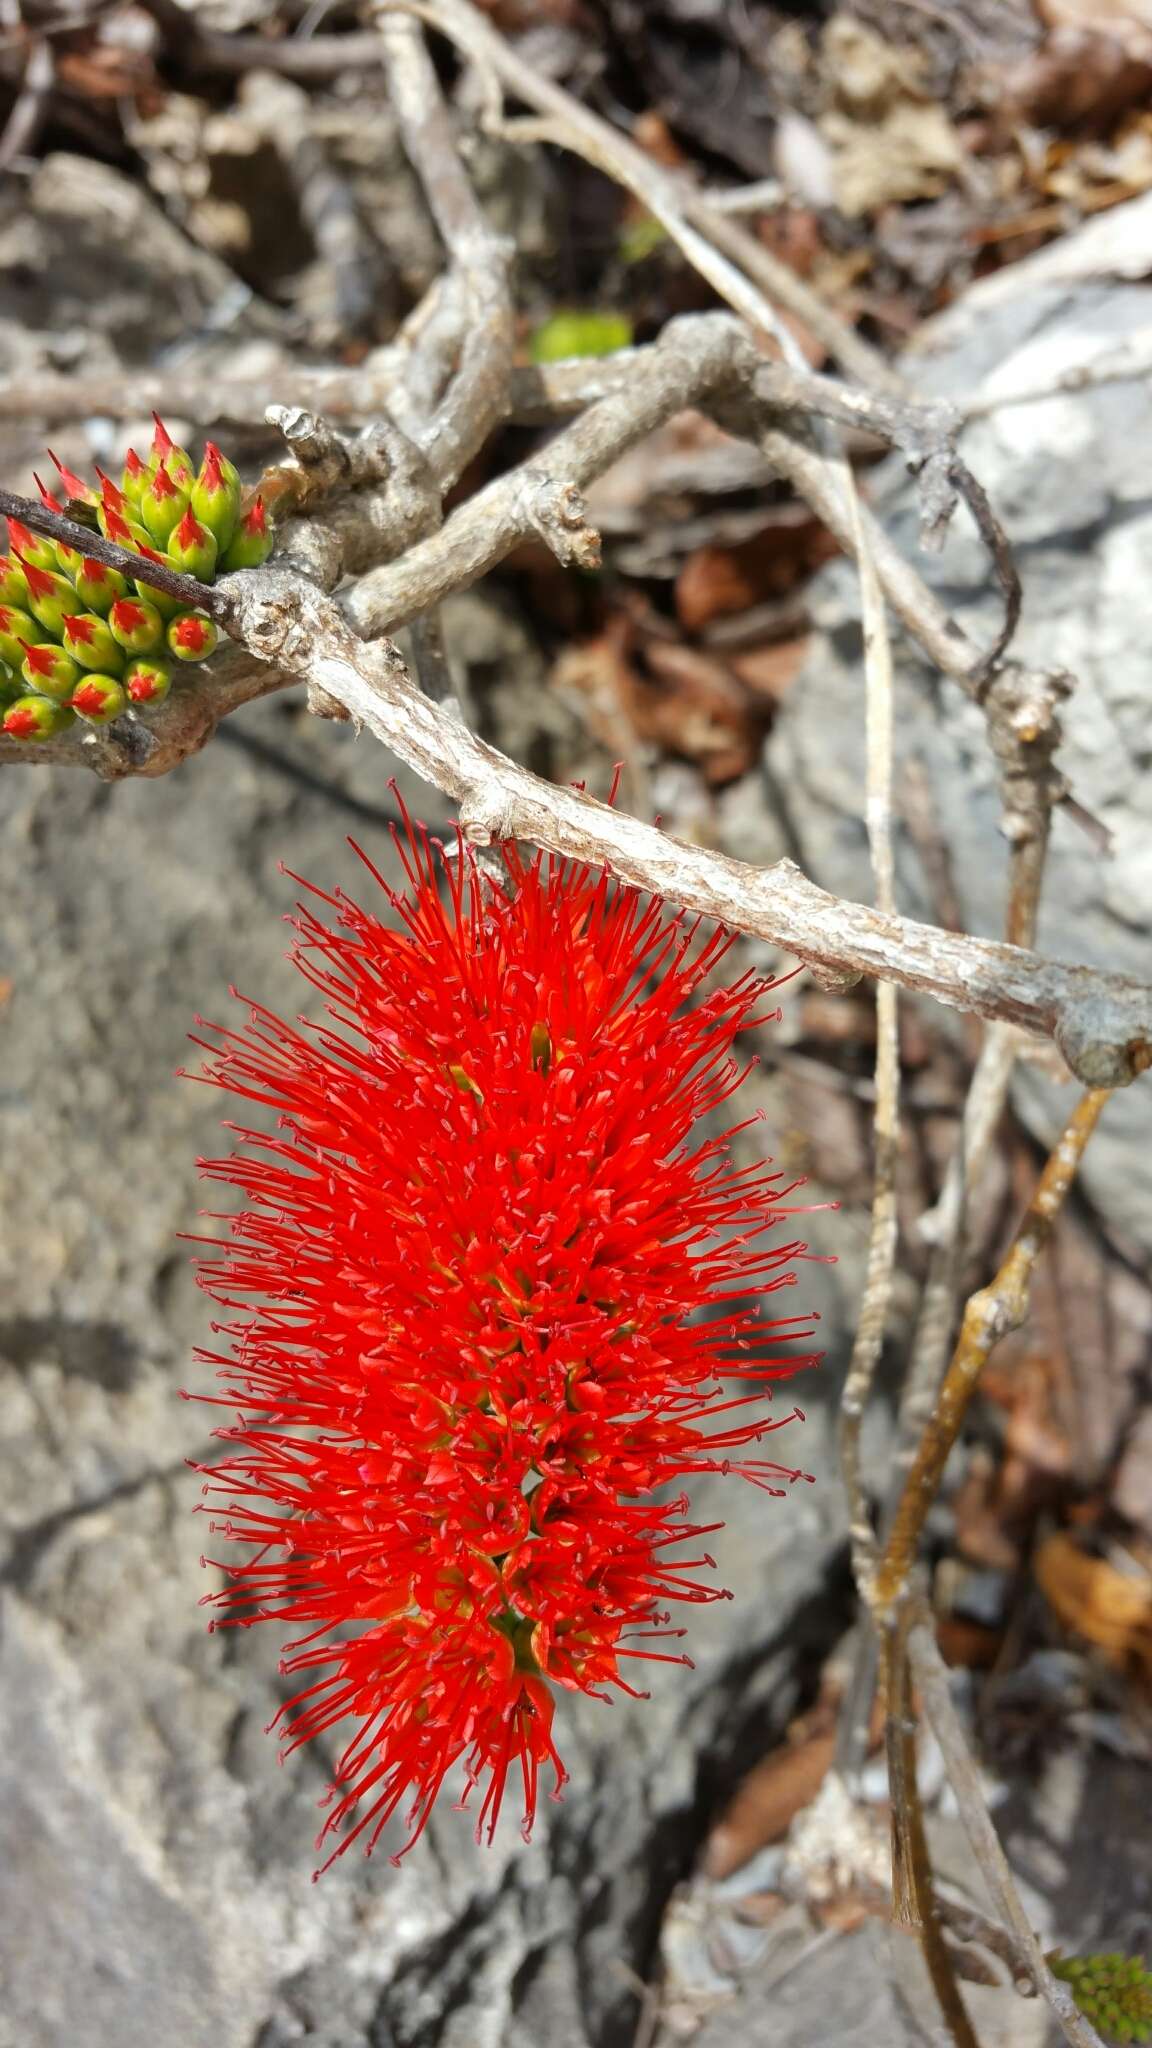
[0, 416, 273, 741]
[1049, 1949, 1152, 2043]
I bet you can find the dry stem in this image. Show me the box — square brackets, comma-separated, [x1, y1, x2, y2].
[883, 1615, 981, 2047]
[908, 1619, 1108, 2048]
[873, 1086, 1111, 1613]
[838, 476, 901, 1589]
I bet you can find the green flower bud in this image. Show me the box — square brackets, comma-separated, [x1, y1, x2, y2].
[47, 451, 97, 509]
[2, 693, 76, 740]
[21, 639, 82, 702]
[5, 518, 57, 572]
[0, 554, 29, 608]
[70, 674, 128, 725]
[123, 657, 172, 707]
[0, 657, 20, 705]
[98, 496, 151, 553]
[0, 604, 45, 669]
[33, 476, 82, 578]
[150, 414, 195, 491]
[121, 447, 149, 508]
[73, 556, 128, 615]
[61, 612, 125, 674]
[139, 463, 189, 547]
[220, 495, 273, 571]
[109, 595, 164, 655]
[165, 504, 217, 582]
[131, 545, 184, 621]
[17, 555, 77, 638]
[190, 441, 242, 551]
[167, 611, 219, 662]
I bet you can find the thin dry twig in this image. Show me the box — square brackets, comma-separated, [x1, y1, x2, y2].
[962, 328, 1152, 418]
[376, 0, 897, 389]
[1, 481, 1150, 1085]
[838, 477, 901, 1589]
[908, 1619, 1108, 2048]
[230, 573, 1152, 1088]
[0, 34, 53, 170]
[379, 12, 514, 491]
[883, 1613, 981, 2047]
[873, 1086, 1111, 1611]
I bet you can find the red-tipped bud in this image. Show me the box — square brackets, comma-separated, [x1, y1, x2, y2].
[70, 674, 128, 725]
[191, 441, 243, 550]
[3, 693, 76, 740]
[110, 595, 164, 654]
[48, 451, 97, 506]
[165, 504, 218, 581]
[34, 473, 64, 515]
[0, 604, 45, 668]
[167, 611, 219, 663]
[150, 414, 195, 489]
[124, 656, 172, 706]
[97, 500, 150, 554]
[131, 542, 183, 621]
[220, 495, 273, 571]
[5, 517, 56, 572]
[20, 638, 81, 701]
[61, 611, 124, 674]
[121, 447, 149, 507]
[95, 467, 128, 517]
[32, 476, 82, 577]
[74, 556, 128, 615]
[140, 461, 190, 546]
[0, 555, 30, 608]
[15, 554, 76, 636]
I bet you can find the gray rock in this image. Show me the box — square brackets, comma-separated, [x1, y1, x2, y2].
[764, 280, 1152, 1254]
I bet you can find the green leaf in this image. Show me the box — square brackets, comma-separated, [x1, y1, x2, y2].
[530, 311, 634, 364]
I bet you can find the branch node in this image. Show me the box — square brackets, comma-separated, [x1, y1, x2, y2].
[515, 471, 602, 569]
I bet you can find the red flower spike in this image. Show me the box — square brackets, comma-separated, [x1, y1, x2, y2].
[188, 810, 825, 1872]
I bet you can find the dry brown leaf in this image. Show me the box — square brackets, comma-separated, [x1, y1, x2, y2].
[727, 637, 810, 705]
[1038, 0, 1152, 50]
[551, 623, 765, 785]
[632, 109, 689, 171]
[1035, 1531, 1152, 1679]
[952, 1448, 1025, 1571]
[936, 1617, 1004, 1670]
[675, 513, 838, 633]
[702, 1729, 837, 1880]
[56, 46, 160, 101]
[817, 15, 963, 216]
[637, 639, 762, 783]
[1004, 30, 1152, 133]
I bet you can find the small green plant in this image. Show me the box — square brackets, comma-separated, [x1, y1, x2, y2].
[1, 417, 272, 741]
[1049, 1949, 1152, 2044]
[529, 309, 633, 363]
